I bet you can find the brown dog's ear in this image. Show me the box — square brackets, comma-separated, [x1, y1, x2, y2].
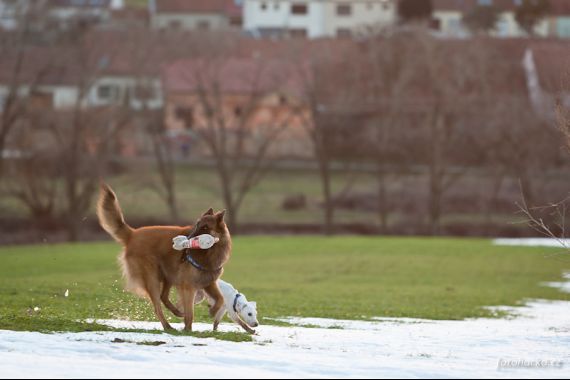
[203, 208, 214, 216]
[215, 210, 226, 224]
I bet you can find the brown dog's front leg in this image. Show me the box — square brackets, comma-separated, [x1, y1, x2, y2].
[204, 282, 224, 331]
[180, 285, 197, 332]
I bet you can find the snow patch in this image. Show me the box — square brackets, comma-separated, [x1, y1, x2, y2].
[493, 238, 570, 248]
[1, 300, 570, 378]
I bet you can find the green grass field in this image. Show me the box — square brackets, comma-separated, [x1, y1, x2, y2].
[1, 237, 569, 340]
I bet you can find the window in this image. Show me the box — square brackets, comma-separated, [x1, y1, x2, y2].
[274, 2, 279, 10]
[260, 1, 267, 10]
[175, 106, 194, 129]
[291, 3, 308, 15]
[431, 18, 441, 31]
[336, 28, 351, 38]
[97, 85, 118, 101]
[197, 20, 210, 30]
[336, 3, 351, 16]
[289, 28, 307, 38]
[169, 20, 182, 30]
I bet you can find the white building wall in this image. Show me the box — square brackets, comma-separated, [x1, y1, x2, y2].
[244, 0, 326, 38]
[323, 0, 396, 37]
[151, 13, 230, 30]
[244, 0, 396, 38]
[47, 86, 79, 109]
[434, 10, 549, 38]
[87, 76, 163, 110]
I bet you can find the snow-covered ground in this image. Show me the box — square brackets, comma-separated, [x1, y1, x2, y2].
[493, 238, 570, 248]
[0, 239, 569, 378]
[0, 298, 569, 378]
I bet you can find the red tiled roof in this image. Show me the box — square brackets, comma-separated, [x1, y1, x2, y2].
[154, 0, 241, 15]
[163, 57, 304, 96]
[548, 0, 570, 16]
[48, 0, 112, 8]
[0, 47, 83, 86]
[433, 0, 519, 12]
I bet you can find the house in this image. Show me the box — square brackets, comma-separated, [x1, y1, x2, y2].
[432, 0, 549, 38]
[546, 0, 570, 38]
[0, 0, 27, 30]
[243, 0, 396, 39]
[162, 57, 310, 158]
[0, 0, 125, 31]
[149, 0, 242, 31]
[47, 0, 118, 19]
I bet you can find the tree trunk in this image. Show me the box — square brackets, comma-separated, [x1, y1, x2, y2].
[166, 185, 179, 223]
[484, 172, 504, 235]
[377, 164, 388, 233]
[428, 112, 444, 236]
[318, 156, 334, 235]
[429, 181, 442, 236]
[66, 207, 80, 242]
[519, 173, 534, 210]
[217, 163, 239, 232]
[0, 133, 7, 179]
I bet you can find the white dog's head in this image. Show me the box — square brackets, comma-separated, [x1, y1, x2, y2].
[238, 301, 259, 328]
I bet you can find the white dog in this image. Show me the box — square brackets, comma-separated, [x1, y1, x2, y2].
[194, 279, 259, 334]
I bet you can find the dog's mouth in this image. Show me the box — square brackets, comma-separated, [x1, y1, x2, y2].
[188, 225, 200, 239]
[191, 227, 224, 241]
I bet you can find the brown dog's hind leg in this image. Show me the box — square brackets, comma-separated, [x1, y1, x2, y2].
[161, 282, 184, 318]
[146, 278, 174, 331]
[179, 285, 197, 332]
[204, 282, 224, 331]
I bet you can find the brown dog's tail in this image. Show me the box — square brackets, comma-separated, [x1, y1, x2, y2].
[97, 184, 133, 245]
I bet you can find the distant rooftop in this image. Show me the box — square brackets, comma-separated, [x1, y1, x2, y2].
[152, 0, 241, 15]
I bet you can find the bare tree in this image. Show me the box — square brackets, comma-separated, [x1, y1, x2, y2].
[518, 72, 570, 251]
[365, 30, 417, 232]
[123, 27, 180, 221]
[0, 2, 50, 177]
[1, 110, 58, 228]
[417, 35, 497, 235]
[145, 109, 180, 221]
[48, 27, 130, 241]
[176, 52, 296, 230]
[557, 100, 570, 150]
[289, 41, 362, 235]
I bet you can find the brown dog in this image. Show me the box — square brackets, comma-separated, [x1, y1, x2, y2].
[96, 184, 231, 332]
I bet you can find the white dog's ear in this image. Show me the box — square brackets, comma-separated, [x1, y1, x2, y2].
[249, 301, 257, 308]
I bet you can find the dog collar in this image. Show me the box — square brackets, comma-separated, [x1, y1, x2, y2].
[185, 251, 222, 273]
[233, 293, 243, 313]
[186, 253, 207, 271]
